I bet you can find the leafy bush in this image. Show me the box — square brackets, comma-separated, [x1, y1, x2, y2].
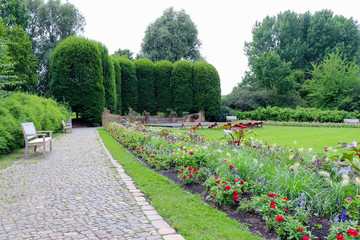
[236, 106, 360, 123]
[50, 35, 104, 125]
[111, 57, 122, 113]
[0, 92, 69, 154]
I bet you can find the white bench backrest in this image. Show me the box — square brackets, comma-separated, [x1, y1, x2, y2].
[344, 119, 359, 123]
[21, 122, 37, 140]
[226, 116, 237, 121]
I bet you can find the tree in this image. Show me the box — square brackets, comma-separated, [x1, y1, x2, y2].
[0, 37, 17, 97]
[111, 56, 122, 113]
[50, 36, 104, 125]
[26, 0, 85, 96]
[4, 24, 38, 93]
[117, 57, 137, 114]
[154, 60, 172, 113]
[134, 58, 155, 114]
[140, 7, 202, 63]
[113, 48, 134, 61]
[96, 42, 116, 113]
[193, 61, 221, 120]
[172, 60, 193, 114]
[305, 51, 360, 109]
[0, 0, 28, 29]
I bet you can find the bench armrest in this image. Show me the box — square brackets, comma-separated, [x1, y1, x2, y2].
[37, 131, 52, 138]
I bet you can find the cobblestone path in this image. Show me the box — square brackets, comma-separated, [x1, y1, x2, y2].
[0, 128, 183, 240]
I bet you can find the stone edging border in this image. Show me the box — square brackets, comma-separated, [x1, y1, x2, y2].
[95, 129, 185, 240]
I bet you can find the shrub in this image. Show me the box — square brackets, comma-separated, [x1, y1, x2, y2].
[111, 57, 122, 113]
[96, 43, 116, 113]
[118, 57, 138, 114]
[193, 61, 221, 121]
[236, 106, 360, 123]
[0, 92, 69, 154]
[50, 35, 104, 125]
[154, 60, 173, 113]
[172, 60, 193, 114]
[134, 58, 155, 114]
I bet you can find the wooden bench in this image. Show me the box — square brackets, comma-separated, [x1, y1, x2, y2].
[21, 122, 52, 159]
[343, 119, 359, 124]
[226, 116, 237, 122]
[62, 118, 72, 133]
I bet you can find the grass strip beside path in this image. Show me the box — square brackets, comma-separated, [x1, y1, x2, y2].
[98, 129, 261, 240]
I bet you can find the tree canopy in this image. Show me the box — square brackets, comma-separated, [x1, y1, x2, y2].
[140, 7, 202, 63]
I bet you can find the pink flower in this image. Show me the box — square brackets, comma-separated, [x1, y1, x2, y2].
[189, 151, 194, 155]
[235, 179, 239, 182]
[313, 143, 317, 146]
[345, 197, 353, 202]
[303, 236, 309, 240]
[211, 153, 214, 156]
[239, 180, 245, 184]
[222, 159, 227, 162]
[229, 164, 234, 169]
[324, 147, 328, 151]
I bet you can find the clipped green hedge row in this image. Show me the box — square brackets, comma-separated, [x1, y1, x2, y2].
[236, 106, 360, 122]
[0, 92, 70, 155]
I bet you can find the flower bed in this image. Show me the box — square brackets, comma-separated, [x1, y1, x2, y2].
[240, 120, 360, 128]
[104, 121, 360, 240]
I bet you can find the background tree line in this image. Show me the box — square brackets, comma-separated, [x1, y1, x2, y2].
[224, 10, 360, 115]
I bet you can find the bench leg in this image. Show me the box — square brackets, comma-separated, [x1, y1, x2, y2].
[43, 143, 46, 158]
[34, 146, 37, 152]
[50, 139, 53, 151]
[24, 144, 29, 159]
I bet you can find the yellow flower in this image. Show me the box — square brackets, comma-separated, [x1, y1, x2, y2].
[290, 162, 300, 170]
[318, 171, 330, 178]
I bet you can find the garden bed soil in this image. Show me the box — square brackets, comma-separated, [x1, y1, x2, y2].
[156, 167, 331, 240]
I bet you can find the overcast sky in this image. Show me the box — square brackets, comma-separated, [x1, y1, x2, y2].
[66, 0, 360, 95]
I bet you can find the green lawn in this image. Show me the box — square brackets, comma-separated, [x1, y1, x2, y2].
[170, 126, 360, 153]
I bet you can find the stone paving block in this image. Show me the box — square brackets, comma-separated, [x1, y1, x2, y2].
[151, 220, 171, 229]
[163, 234, 186, 240]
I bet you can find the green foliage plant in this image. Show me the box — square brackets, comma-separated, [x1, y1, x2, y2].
[50, 35, 104, 125]
[328, 221, 360, 240]
[134, 58, 155, 114]
[111, 57, 122, 113]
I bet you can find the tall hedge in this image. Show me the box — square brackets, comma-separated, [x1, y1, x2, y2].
[172, 60, 193, 114]
[118, 57, 138, 114]
[134, 58, 155, 114]
[0, 92, 69, 155]
[193, 61, 221, 121]
[96, 43, 116, 113]
[111, 57, 122, 113]
[154, 60, 173, 113]
[50, 36, 104, 125]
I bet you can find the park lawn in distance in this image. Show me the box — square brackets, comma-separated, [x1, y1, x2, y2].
[169, 126, 360, 153]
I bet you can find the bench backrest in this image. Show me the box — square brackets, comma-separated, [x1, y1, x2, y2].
[62, 120, 66, 126]
[21, 122, 37, 141]
[226, 116, 237, 121]
[344, 119, 359, 124]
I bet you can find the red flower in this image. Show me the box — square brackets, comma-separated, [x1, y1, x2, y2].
[284, 208, 289, 213]
[225, 185, 231, 190]
[268, 193, 276, 198]
[270, 201, 276, 206]
[283, 198, 289, 201]
[215, 176, 219, 179]
[233, 195, 239, 200]
[229, 164, 234, 169]
[233, 190, 239, 195]
[275, 215, 284, 222]
[198, 175, 201, 178]
[303, 236, 309, 240]
[188, 167, 192, 170]
[189, 174, 193, 178]
[193, 167, 197, 170]
[239, 180, 245, 184]
[182, 176, 187, 179]
[222, 181, 227, 184]
[216, 180, 220, 184]
[348, 229, 359, 237]
[298, 227, 304, 232]
[155, 161, 158, 164]
[179, 172, 183, 174]
[336, 235, 344, 240]
[270, 205, 276, 209]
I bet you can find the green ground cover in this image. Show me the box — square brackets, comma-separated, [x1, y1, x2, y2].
[171, 126, 360, 153]
[97, 129, 261, 240]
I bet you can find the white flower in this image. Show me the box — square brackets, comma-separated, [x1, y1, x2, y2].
[311, 156, 317, 162]
[298, 148, 304, 152]
[293, 141, 297, 145]
[355, 177, 360, 186]
[318, 171, 330, 178]
[226, 152, 231, 157]
[216, 149, 222, 153]
[289, 155, 294, 160]
[341, 174, 350, 186]
[290, 162, 300, 170]
[253, 159, 258, 164]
